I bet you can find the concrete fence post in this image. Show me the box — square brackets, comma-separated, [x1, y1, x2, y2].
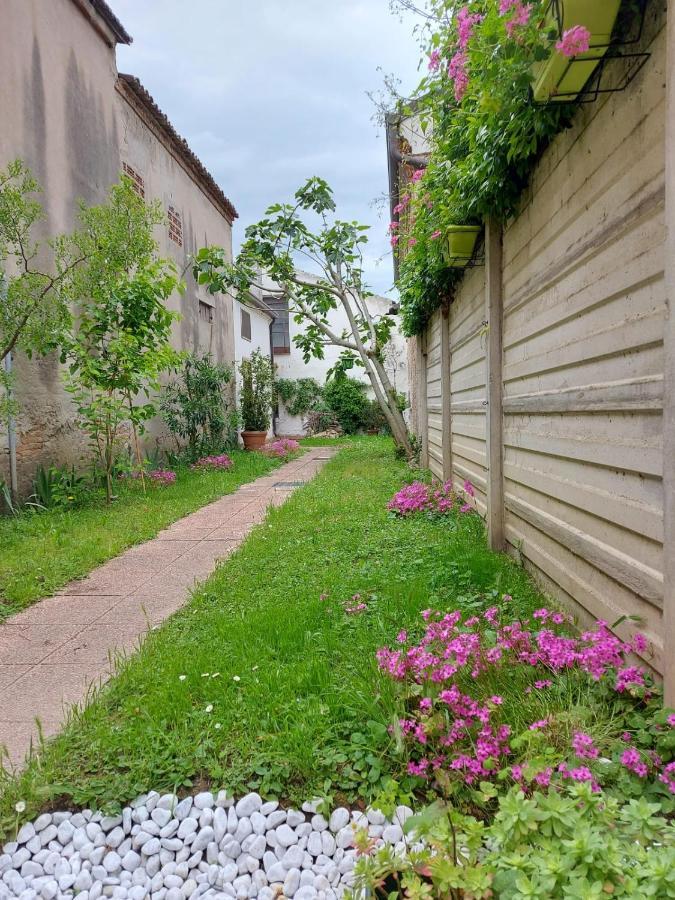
[663, 1, 675, 706]
[440, 303, 453, 481]
[485, 218, 505, 551]
[416, 333, 429, 468]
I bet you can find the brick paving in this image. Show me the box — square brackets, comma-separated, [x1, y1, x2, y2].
[0, 448, 335, 770]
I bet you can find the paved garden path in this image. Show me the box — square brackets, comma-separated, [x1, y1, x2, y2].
[0, 448, 336, 770]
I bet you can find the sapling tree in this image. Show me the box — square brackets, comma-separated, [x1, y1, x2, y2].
[63, 179, 181, 503]
[0, 160, 79, 365]
[0, 160, 84, 426]
[193, 177, 413, 458]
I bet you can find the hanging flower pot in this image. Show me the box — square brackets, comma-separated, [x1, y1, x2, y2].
[443, 225, 481, 267]
[532, 0, 621, 103]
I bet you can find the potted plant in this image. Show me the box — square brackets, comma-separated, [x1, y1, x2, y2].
[532, 0, 621, 103]
[238, 350, 273, 451]
[444, 225, 482, 267]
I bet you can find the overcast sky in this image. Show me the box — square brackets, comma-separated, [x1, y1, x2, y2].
[112, 1, 422, 298]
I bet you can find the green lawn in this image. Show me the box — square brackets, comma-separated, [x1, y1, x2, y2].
[0, 437, 548, 828]
[0, 450, 280, 619]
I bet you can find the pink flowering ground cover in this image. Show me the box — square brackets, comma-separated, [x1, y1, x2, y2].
[190, 453, 233, 471]
[260, 438, 301, 459]
[376, 599, 675, 806]
[388, 478, 476, 517]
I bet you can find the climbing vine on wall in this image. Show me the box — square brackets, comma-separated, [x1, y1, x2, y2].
[275, 377, 323, 417]
[393, 0, 618, 336]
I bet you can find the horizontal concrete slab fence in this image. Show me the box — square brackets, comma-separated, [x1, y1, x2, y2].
[412, 4, 675, 701]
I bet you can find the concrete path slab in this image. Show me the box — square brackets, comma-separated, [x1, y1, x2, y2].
[0, 448, 336, 771]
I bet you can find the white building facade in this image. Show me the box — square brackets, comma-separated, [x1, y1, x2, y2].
[240, 272, 409, 437]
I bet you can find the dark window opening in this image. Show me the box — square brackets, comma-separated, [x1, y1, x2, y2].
[199, 300, 214, 324]
[266, 295, 290, 354]
[241, 308, 252, 341]
[122, 161, 145, 198]
[168, 205, 183, 247]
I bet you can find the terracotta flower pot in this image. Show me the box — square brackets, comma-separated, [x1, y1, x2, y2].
[241, 430, 268, 451]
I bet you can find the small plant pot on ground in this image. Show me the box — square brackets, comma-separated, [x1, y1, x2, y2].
[531, 0, 621, 103]
[241, 430, 268, 452]
[443, 225, 482, 267]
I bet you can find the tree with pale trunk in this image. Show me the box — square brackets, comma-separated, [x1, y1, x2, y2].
[193, 177, 413, 459]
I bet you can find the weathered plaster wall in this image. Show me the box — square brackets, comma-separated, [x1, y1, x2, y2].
[115, 86, 236, 448]
[0, 0, 121, 490]
[0, 0, 236, 490]
[412, 5, 668, 678]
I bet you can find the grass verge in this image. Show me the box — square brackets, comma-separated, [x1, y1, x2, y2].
[0, 437, 546, 828]
[0, 450, 280, 618]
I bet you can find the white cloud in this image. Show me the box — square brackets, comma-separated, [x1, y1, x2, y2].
[112, 0, 421, 296]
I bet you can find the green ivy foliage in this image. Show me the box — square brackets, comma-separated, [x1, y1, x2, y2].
[274, 377, 323, 417]
[396, 0, 579, 335]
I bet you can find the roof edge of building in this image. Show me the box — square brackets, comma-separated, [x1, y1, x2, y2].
[117, 74, 238, 224]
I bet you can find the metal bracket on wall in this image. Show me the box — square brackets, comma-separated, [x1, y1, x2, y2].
[533, 0, 651, 106]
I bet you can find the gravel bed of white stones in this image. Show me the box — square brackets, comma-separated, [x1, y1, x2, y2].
[0, 791, 415, 900]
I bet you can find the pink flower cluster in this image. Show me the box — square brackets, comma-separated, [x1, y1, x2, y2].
[447, 50, 469, 103]
[376, 605, 671, 792]
[387, 480, 474, 518]
[262, 438, 300, 458]
[191, 454, 233, 471]
[345, 593, 367, 615]
[556, 25, 591, 58]
[147, 469, 176, 485]
[456, 6, 483, 50]
[572, 731, 598, 760]
[499, 0, 532, 37]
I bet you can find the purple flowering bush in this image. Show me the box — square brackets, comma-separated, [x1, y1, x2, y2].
[377, 603, 675, 803]
[190, 453, 233, 471]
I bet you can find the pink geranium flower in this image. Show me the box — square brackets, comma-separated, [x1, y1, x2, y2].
[556, 25, 591, 58]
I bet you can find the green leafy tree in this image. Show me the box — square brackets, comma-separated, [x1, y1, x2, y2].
[193, 177, 413, 458]
[0, 160, 86, 434]
[63, 180, 181, 503]
[0, 160, 80, 366]
[160, 352, 234, 455]
[239, 350, 273, 432]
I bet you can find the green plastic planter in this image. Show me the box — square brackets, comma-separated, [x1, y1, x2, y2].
[444, 225, 481, 267]
[532, 0, 621, 103]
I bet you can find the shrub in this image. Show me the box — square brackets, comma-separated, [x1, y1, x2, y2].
[362, 399, 388, 433]
[161, 352, 235, 455]
[29, 464, 90, 510]
[239, 350, 273, 432]
[323, 375, 369, 434]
